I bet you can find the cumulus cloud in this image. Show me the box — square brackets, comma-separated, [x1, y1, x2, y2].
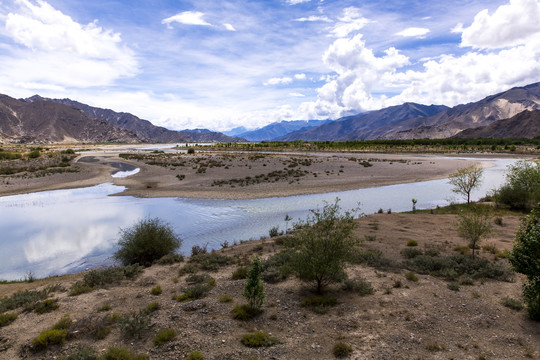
[289, 92, 305, 97]
[162, 11, 211, 28]
[294, 73, 306, 80]
[264, 76, 293, 86]
[461, 0, 540, 49]
[295, 15, 331, 22]
[1, 0, 137, 92]
[331, 7, 370, 38]
[395, 27, 430, 38]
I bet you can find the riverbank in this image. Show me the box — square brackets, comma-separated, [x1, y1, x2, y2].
[0, 145, 504, 199]
[0, 212, 538, 359]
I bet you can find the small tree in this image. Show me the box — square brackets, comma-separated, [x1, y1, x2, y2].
[411, 198, 417, 213]
[496, 160, 540, 210]
[114, 218, 182, 267]
[456, 209, 492, 259]
[509, 207, 540, 320]
[291, 198, 360, 294]
[243, 257, 265, 310]
[448, 165, 483, 204]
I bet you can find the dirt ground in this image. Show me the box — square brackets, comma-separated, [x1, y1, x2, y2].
[1, 213, 538, 360]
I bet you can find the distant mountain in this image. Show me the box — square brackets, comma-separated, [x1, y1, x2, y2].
[453, 109, 540, 138]
[25, 96, 243, 143]
[183, 128, 213, 133]
[384, 82, 540, 139]
[223, 126, 248, 137]
[280, 103, 448, 141]
[238, 120, 333, 142]
[0, 94, 140, 144]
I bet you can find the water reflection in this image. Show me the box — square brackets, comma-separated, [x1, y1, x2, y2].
[0, 157, 517, 280]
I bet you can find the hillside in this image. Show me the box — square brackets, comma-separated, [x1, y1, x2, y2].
[25, 96, 243, 143]
[280, 103, 448, 141]
[0, 95, 140, 144]
[453, 109, 540, 139]
[237, 120, 332, 142]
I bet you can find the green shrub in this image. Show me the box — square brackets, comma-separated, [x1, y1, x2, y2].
[401, 248, 423, 259]
[178, 264, 198, 276]
[187, 148, 195, 154]
[155, 253, 184, 265]
[406, 240, 418, 247]
[232, 304, 261, 320]
[218, 294, 233, 303]
[353, 249, 398, 270]
[99, 304, 112, 312]
[32, 329, 68, 350]
[53, 314, 72, 330]
[28, 149, 41, 159]
[333, 341, 353, 358]
[447, 282, 460, 291]
[186, 351, 204, 360]
[191, 244, 208, 256]
[341, 278, 374, 296]
[0, 312, 17, 327]
[185, 273, 214, 285]
[261, 251, 294, 283]
[176, 283, 213, 302]
[154, 328, 177, 346]
[501, 297, 524, 311]
[244, 257, 265, 310]
[114, 218, 182, 267]
[100, 347, 148, 360]
[68, 284, 94, 296]
[0, 288, 49, 313]
[150, 285, 162, 296]
[453, 245, 470, 255]
[188, 252, 232, 271]
[300, 296, 337, 313]
[63, 344, 98, 360]
[240, 332, 279, 347]
[33, 299, 59, 314]
[69, 265, 143, 296]
[405, 272, 419, 282]
[144, 302, 160, 314]
[119, 310, 151, 338]
[232, 266, 248, 280]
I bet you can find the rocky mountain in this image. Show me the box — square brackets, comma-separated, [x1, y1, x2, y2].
[453, 109, 540, 139]
[237, 119, 332, 142]
[383, 82, 540, 139]
[280, 103, 449, 141]
[223, 126, 248, 137]
[25, 96, 243, 143]
[0, 94, 140, 144]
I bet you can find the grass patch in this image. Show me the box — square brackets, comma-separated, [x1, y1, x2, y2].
[333, 341, 353, 358]
[150, 285, 162, 296]
[32, 329, 68, 351]
[63, 344, 98, 360]
[240, 331, 279, 347]
[188, 252, 233, 271]
[406, 240, 418, 247]
[155, 253, 184, 265]
[353, 249, 399, 270]
[100, 347, 148, 360]
[69, 265, 142, 296]
[154, 328, 177, 346]
[232, 266, 248, 280]
[232, 304, 262, 320]
[300, 296, 337, 313]
[52, 314, 72, 330]
[33, 299, 59, 314]
[176, 283, 213, 302]
[0, 312, 17, 327]
[501, 297, 524, 311]
[405, 272, 419, 282]
[0, 288, 50, 313]
[218, 294, 233, 303]
[401, 248, 423, 259]
[341, 278, 375, 296]
[119, 310, 151, 339]
[186, 351, 204, 360]
[144, 301, 160, 314]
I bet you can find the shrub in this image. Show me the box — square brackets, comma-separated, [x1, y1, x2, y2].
[482, 244, 499, 254]
[32, 329, 68, 350]
[232, 266, 248, 280]
[176, 283, 213, 302]
[401, 248, 423, 259]
[99, 304, 112, 312]
[191, 244, 208, 256]
[100, 347, 148, 360]
[114, 218, 182, 267]
[501, 297, 524, 311]
[341, 278, 374, 296]
[155, 253, 184, 265]
[218, 294, 233, 303]
[52, 314, 72, 330]
[33, 299, 59, 314]
[186, 351, 204, 360]
[300, 296, 337, 314]
[494, 217, 504, 226]
[232, 304, 261, 320]
[405, 272, 418, 282]
[456, 209, 492, 259]
[144, 302, 160, 314]
[188, 252, 232, 271]
[406, 240, 418, 247]
[0, 312, 17, 327]
[178, 264, 198, 276]
[333, 341, 353, 358]
[154, 328, 177, 346]
[64, 344, 98, 360]
[453, 245, 470, 255]
[268, 226, 281, 237]
[150, 285, 162, 296]
[447, 282, 460, 291]
[119, 310, 151, 338]
[353, 249, 398, 270]
[261, 250, 294, 283]
[69, 265, 143, 296]
[241, 332, 279, 347]
[185, 273, 214, 285]
[187, 148, 195, 154]
[244, 257, 265, 310]
[0, 288, 49, 313]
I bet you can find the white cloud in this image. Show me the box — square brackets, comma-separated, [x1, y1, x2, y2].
[294, 73, 306, 80]
[289, 92, 305, 97]
[223, 23, 236, 31]
[451, 23, 464, 33]
[461, 0, 540, 49]
[1, 0, 137, 92]
[162, 11, 212, 29]
[331, 7, 370, 38]
[286, 0, 311, 4]
[295, 15, 331, 22]
[264, 76, 293, 86]
[395, 27, 430, 38]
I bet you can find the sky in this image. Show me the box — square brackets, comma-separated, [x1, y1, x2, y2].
[0, 0, 539, 132]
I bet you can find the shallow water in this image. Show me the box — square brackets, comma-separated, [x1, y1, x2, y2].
[0, 157, 517, 280]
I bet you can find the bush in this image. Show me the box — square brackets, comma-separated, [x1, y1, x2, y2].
[353, 249, 398, 270]
[63, 344, 98, 360]
[176, 283, 213, 302]
[33, 299, 59, 314]
[150, 285, 162, 296]
[218, 294, 233, 303]
[119, 310, 151, 339]
[144, 302, 160, 314]
[154, 328, 177, 346]
[191, 244, 208, 256]
[406, 240, 418, 247]
[155, 253, 184, 265]
[241, 332, 279, 347]
[188, 252, 232, 271]
[114, 218, 182, 267]
[341, 278, 374, 296]
[333, 341, 353, 358]
[186, 351, 204, 360]
[405, 272, 418, 282]
[232, 304, 261, 321]
[52, 314, 72, 330]
[0, 312, 17, 327]
[268, 226, 281, 237]
[69, 265, 143, 296]
[187, 148, 195, 154]
[501, 297, 524, 311]
[244, 257, 265, 310]
[401, 248, 423, 259]
[232, 266, 248, 280]
[447, 282, 460, 291]
[494, 160, 540, 210]
[300, 296, 337, 313]
[0, 288, 49, 313]
[261, 251, 294, 283]
[185, 273, 214, 285]
[32, 329, 68, 350]
[100, 347, 148, 360]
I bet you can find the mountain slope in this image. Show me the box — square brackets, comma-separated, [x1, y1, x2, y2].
[384, 82, 540, 139]
[0, 94, 140, 144]
[238, 120, 332, 141]
[453, 109, 540, 138]
[280, 103, 448, 141]
[26, 96, 242, 143]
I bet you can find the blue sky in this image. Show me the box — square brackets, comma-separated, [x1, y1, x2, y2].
[0, 0, 539, 131]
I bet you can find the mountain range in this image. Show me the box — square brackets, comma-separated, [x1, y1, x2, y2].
[235, 120, 332, 142]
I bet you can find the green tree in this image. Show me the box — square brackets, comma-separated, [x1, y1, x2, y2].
[291, 198, 360, 294]
[114, 218, 182, 267]
[243, 257, 265, 310]
[456, 209, 492, 259]
[448, 165, 483, 204]
[496, 160, 540, 210]
[509, 207, 540, 320]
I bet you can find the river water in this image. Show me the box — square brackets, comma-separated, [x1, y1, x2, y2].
[0, 157, 517, 280]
